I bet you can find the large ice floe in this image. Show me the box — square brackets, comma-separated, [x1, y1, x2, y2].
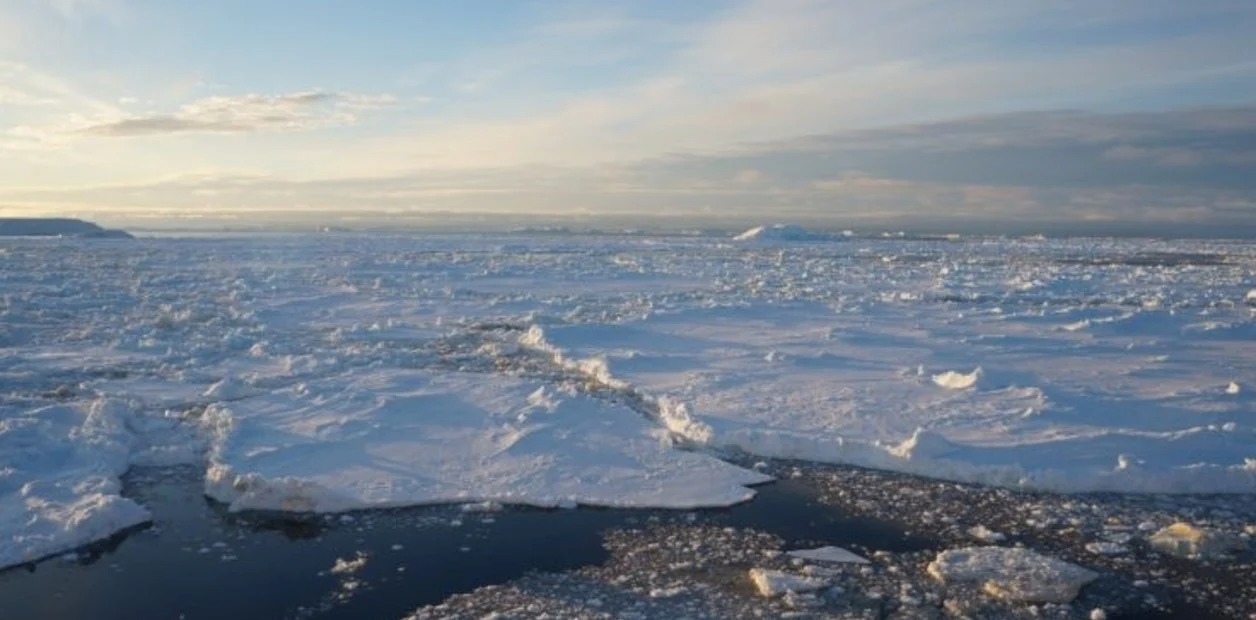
[0, 399, 150, 569]
[202, 370, 766, 513]
[1, 232, 1254, 569]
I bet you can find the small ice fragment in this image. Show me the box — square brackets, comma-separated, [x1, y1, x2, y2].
[329, 552, 368, 575]
[649, 586, 686, 598]
[1225, 382, 1240, 395]
[748, 568, 829, 597]
[927, 546, 1098, 603]
[1085, 542, 1127, 556]
[460, 501, 503, 513]
[968, 525, 1006, 543]
[1148, 522, 1245, 559]
[787, 546, 870, 565]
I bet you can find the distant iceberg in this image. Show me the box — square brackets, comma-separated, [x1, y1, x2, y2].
[733, 223, 842, 242]
[0, 218, 133, 239]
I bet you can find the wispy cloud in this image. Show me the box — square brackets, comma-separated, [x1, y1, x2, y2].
[334, 0, 1256, 176]
[0, 61, 121, 114]
[45, 0, 126, 21]
[1103, 144, 1256, 168]
[74, 91, 396, 137]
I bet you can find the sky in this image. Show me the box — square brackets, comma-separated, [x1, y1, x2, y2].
[1, 0, 1255, 235]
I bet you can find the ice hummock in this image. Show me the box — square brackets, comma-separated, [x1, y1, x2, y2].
[932, 367, 982, 390]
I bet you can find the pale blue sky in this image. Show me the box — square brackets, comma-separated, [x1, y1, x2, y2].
[2, 0, 1255, 233]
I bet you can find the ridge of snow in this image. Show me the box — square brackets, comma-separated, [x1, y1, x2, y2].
[733, 224, 835, 242]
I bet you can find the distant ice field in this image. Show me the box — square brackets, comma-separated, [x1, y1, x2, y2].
[2, 232, 1254, 569]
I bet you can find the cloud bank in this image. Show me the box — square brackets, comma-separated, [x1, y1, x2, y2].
[1, 0, 1254, 234]
[4, 105, 1254, 236]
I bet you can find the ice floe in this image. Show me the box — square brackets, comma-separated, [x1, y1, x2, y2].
[748, 568, 829, 597]
[786, 545, 870, 564]
[927, 546, 1098, 603]
[202, 369, 769, 513]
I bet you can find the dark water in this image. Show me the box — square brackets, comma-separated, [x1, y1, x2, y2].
[0, 468, 930, 620]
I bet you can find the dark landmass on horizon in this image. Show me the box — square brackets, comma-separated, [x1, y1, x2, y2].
[0, 218, 133, 239]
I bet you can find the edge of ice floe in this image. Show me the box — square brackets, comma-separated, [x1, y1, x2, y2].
[521, 325, 1256, 495]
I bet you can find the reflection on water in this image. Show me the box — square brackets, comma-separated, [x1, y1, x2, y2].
[0, 467, 930, 620]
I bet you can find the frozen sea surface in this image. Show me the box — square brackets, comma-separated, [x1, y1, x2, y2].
[1, 232, 1254, 568]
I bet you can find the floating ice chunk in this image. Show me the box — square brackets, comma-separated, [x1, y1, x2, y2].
[1226, 382, 1241, 395]
[931, 367, 981, 390]
[648, 586, 686, 598]
[787, 545, 870, 564]
[460, 501, 504, 513]
[1245, 289, 1256, 305]
[927, 547, 1098, 603]
[747, 568, 829, 597]
[1148, 522, 1246, 559]
[2, 477, 150, 570]
[1085, 541, 1127, 556]
[967, 525, 1006, 543]
[329, 552, 368, 575]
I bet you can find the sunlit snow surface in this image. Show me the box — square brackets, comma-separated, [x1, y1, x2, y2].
[2, 233, 1254, 568]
